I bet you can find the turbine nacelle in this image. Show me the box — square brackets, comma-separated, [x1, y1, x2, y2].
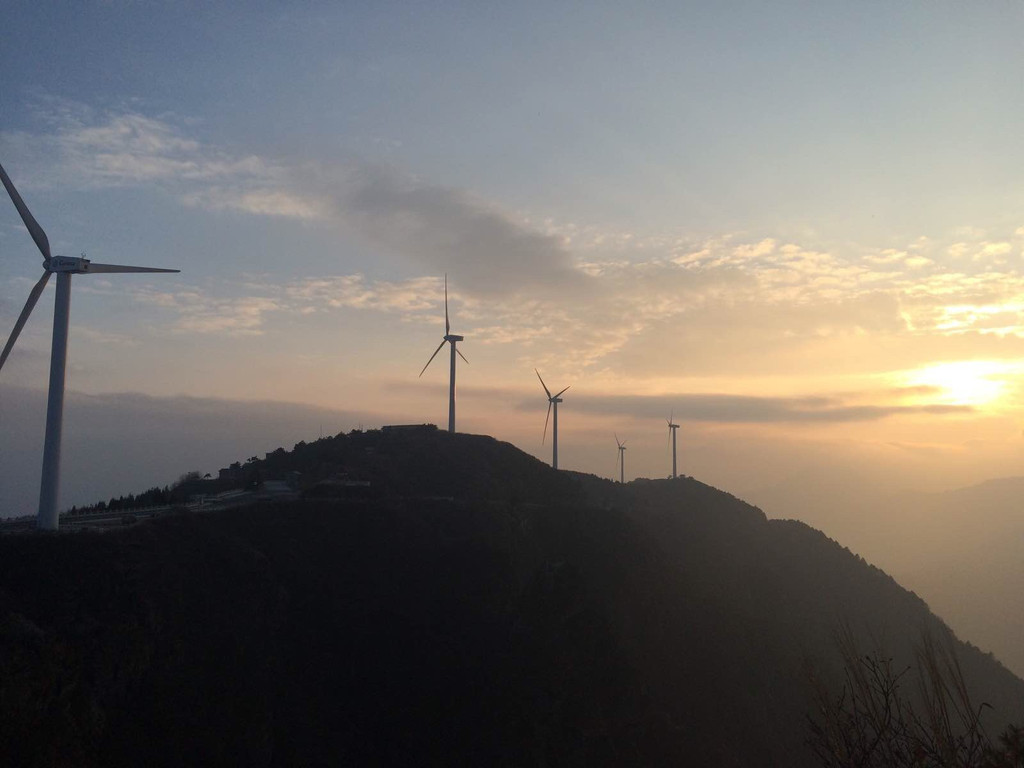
[42, 255, 178, 275]
[47, 256, 92, 272]
[445, 334, 464, 342]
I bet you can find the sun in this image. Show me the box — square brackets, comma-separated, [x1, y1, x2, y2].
[906, 360, 1014, 407]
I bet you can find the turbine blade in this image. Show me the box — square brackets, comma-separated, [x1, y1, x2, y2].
[542, 401, 552, 444]
[456, 347, 469, 365]
[554, 385, 570, 398]
[86, 262, 180, 274]
[535, 368, 551, 398]
[419, 339, 446, 377]
[0, 271, 51, 372]
[615, 433, 621, 448]
[0, 161, 51, 262]
[444, 273, 450, 336]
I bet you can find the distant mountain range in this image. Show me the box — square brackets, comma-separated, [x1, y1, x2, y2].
[1, 428, 1021, 766]
[751, 472, 1024, 679]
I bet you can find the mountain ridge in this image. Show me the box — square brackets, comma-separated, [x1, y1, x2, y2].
[1, 428, 1021, 766]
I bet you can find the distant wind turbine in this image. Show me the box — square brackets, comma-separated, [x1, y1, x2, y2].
[667, 411, 680, 479]
[0, 161, 179, 530]
[535, 369, 569, 470]
[615, 433, 627, 484]
[419, 274, 467, 433]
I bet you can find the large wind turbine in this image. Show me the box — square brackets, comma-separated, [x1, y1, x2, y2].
[419, 274, 467, 433]
[667, 411, 680, 479]
[615, 433, 627, 484]
[535, 369, 569, 470]
[0, 161, 179, 531]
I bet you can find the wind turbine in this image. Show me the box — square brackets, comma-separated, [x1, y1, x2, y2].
[615, 433, 627, 484]
[667, 411, 680, 479]
[419, 274, 467, 433]
[0, 161, 179, 531]
[535, 369, 569, 470]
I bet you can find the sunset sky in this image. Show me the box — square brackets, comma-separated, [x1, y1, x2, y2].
[4, 1, 1024, 513]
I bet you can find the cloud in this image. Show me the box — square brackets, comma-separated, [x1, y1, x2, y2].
[11, 100, 1024, 382]
[383, 379, 969, 424]
[1, 101, 314, 221]
[4, 105, 271, 189]
[4, 104, 590, 299]
[864, 249, 907, 266]
[136, 217, 1024, 378]
[181, 187, 327, 219]
[733, 238, 777, 260]
[284, 274, 441, 313]
[560, 392, 973, 424]
[128, 286, 282, 336]
[300, 163, 586, 298]
[980, 241, 1012, 258]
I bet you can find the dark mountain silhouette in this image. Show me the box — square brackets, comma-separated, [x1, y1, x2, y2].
[1, 428, 1022, 767]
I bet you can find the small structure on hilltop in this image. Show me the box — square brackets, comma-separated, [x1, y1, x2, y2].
[218, 464, 244, 483]
[382, 424, 438, 435]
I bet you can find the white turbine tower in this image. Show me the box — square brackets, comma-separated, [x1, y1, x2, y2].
[0, 161, 179, 531]
[667, 411, 680, 479]
[615, 433, 627, 484]
[419, 274, 467, 433]
[535, 369, 569, 470]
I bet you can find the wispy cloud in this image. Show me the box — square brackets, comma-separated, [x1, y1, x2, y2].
[2, 100, 315, 221]
[9, 100, 1024, 381]
[181, 186, 327, 219]
[553, 391, 973, 424]
[283, 274, 441, 313]
[129, 286, 282, 336]
[383, 378, 972, 425]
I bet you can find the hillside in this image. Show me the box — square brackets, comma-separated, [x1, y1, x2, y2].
[2, 429, 1022, 766]
[752, 473, 1024, 678]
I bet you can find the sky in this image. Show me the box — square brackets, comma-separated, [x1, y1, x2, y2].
[4, 1, 1024, 518]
